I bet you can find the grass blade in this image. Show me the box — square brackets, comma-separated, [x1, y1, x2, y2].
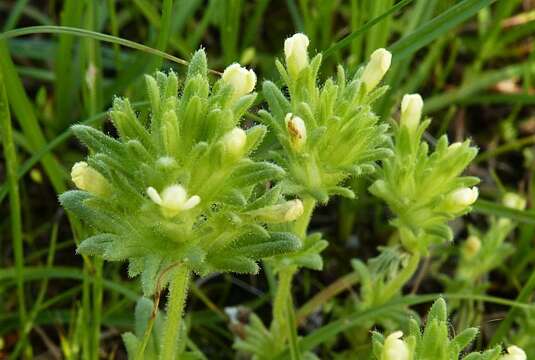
[473, 199, 535, 225]
[0, 26, 192, 69]
[388, 0, 497, 60]
[0, 40, 66, 194]
[322, 0, 414, 58]
[0, 57, 27, 330]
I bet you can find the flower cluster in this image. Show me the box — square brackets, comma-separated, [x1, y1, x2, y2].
[372, 298, 526, 360]
[60, 50, 303, 296]
[442, 192, 526, 299]
[261, 33, 392, 203]
[369, 94, 479, 253]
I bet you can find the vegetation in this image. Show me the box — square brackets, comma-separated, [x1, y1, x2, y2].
[1, 1, 534, 359]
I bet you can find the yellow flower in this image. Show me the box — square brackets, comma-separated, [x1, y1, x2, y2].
[500, 346, 527, 360]
[382, 331, 409, 360]
[71, 161, 110, 196]
[361, 48, 392, 92]
[222, 63, 256, 100]
[447, 187, 479, 211]
[147, 185, 201, 218]
[400, 94, 423, 132]
[284, 33, 310, 78]
[222, 127, 247, 158]
[285, 113, 307, 151]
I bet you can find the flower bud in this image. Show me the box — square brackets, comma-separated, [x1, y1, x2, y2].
[71, 161, 110, 197]
[284, 33, 310, 79]
[147, 184, 201, 218]
[285, 113, 307, 151]
[361, 48, 392, 92]
[502, 192, 526, 211]
[382, 331, 409, 360]
[247, 199, 304, 223]
[500, 346, 527, 360]
[463, 235, 481, 258]
[222, 127, 247, 158]
[400, 94, 423, 132]
[222, 63, 256, 100]
[447, 187, 479, 211]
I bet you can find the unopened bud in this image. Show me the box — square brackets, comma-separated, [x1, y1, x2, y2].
[284, 33, 310, 79]
[285, 113, 307, 151]
[361, 48, 391, 92]
[502, 192, 526, 211]
[400, 94, 423, 132]
[222, 127, 247, 158]
[500, 346, 527, 360]
[222, 63, 256, 100]
[446, 187, 479, 212]
[71, 161, 110, 196]
[382, 331, 409, 360]
[463, 236, 481, 258]
[247, 199, 304, 223]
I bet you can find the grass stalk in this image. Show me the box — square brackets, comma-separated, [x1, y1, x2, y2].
[0, 62, 27, 340]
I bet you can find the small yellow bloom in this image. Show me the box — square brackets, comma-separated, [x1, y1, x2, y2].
[500, 346, 527, 360]
[147, 184, 201, 218]
[222, 63, 256, 100]
[502, 192, 526, 211]
[400, 94, 423, 132]
[71, 161, 110, 196]
[222, 127, 247, 158]
[463, 235, 481, 258]
[447, 187, 479, 211]
[247, 199, 304, 223]
[361, 48, 392, 92]
[284, 33, 310, 79]
[382, 331, 409, 360]
[285, 113, 307, 151]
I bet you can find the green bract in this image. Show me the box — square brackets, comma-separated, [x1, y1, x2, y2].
[369, 99, 479, 253]
[260, 51, 391, 203]
[59, 49, 302, 297]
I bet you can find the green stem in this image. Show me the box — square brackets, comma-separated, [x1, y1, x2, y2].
[160, 265, 190, 360]
[297, 271, 360, 324]
[92, 258, 103, 360]
[271, 197, 316, 357]
[272, 266, 299, 358]
[381, 252, 421, 302]
[294, 197, 316, 239]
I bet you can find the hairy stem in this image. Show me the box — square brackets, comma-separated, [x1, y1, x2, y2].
[271, 197, 316, 357]
[160, 265, 190, 360]
[272, 266, 299, 355]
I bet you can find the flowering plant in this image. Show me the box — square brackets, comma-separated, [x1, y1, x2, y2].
[60, 49, 304, 359]
[58, 32, 515, 360]
[372, 298, 525, 360]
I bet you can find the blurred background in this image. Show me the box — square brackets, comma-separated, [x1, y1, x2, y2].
[1, 0, 534, 358]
